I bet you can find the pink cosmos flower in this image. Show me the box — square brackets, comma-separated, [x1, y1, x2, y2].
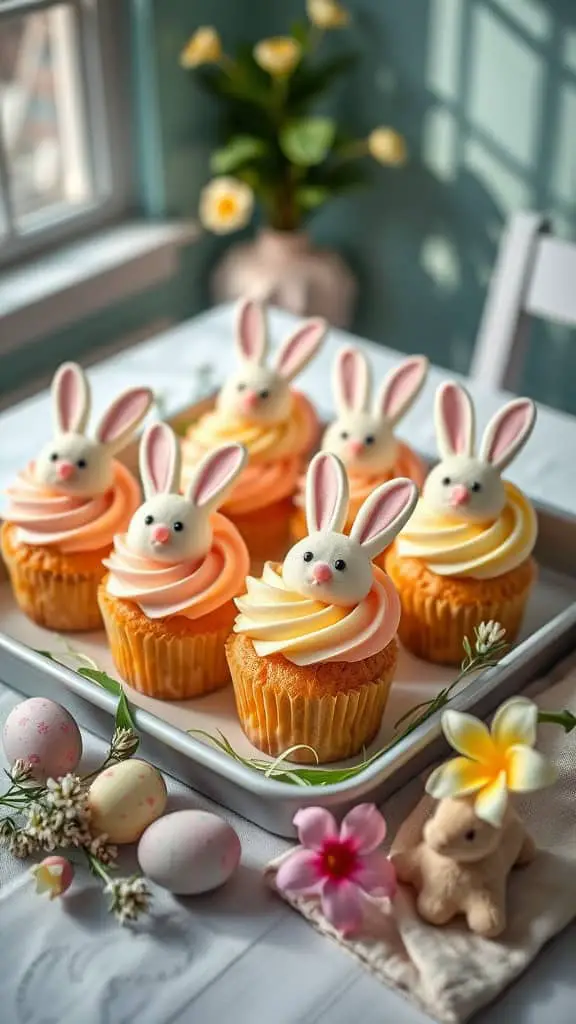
[275, 804, 396, 936]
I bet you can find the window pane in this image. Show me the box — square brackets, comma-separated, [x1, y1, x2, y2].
[0, 4, 93, 231]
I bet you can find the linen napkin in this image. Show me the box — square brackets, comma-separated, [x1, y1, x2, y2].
[265, 667, 576, 1024]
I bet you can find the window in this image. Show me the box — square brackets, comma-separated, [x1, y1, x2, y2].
[0, 0, 129, 267]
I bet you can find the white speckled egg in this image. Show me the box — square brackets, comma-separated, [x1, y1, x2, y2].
[2, 698, 82, 781]
[137, 810, 241, 895]
[88, 759, 167, 844]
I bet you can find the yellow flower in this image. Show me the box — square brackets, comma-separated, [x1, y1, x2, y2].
[368, 127, 407, 166]
[426, 698, 557, 827]
[180, 27, 222, 68]
[307, 0, 349, 29]
[199, 176, 255, 235]
[253, 37, 302, 77]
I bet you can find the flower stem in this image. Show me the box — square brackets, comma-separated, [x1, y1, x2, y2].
[84, 848, 112, 885]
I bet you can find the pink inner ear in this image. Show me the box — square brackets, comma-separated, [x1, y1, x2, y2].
[57, 366, 83, 432]
[381, 359, 425, 420]
[338, 349, 365, 411]
[97, 389, 150, 445]
[276, 321, 324, 379]
[310, 454, 339, 532]
[144, 425, 175, 494]
[357, 480, 413, 545]
[237, 301, 265, 361]
[486, 402, 532, 464]
[440, 384, 469, 454]
[193, 446, 243, 507]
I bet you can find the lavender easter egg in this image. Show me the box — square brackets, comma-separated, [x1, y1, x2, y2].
[137, 810, 241, 895]
[2, 698, 82, 781]
[88, 759, 167, 844]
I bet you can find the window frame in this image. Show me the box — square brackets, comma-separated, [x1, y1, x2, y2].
[0, 0, 132, 270]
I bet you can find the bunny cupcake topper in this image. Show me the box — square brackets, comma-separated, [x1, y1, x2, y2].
[282, 451, 418, 606]
[321, 345, 428, 474]
[33, 362, 154, 498]
[422, 381, 537, 522]
[215, 298, 327, 425]
[126, 422, 247, 564]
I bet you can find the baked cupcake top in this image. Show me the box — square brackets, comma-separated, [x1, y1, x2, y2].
[233, 452, 417, 665]
[104, 423, 249, 619]
[181, 299, 326, 513]
[4, 363, 152, 553]
[396, 382, 538, 579]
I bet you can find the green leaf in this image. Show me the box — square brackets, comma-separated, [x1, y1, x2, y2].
[290, 20, 310, 47]
[280, 117, 336, 166]
[296, 184, 330, 210]
[287, 53, 359, 107]
[210, 135, 268, 174]
[78, 668, 137, 736]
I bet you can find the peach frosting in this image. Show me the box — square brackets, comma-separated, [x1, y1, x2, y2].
[181, 391, 318, 515]
[4, 461, 140, 554]
[103, 512, 249, 619]
[233, 561, 400, 666]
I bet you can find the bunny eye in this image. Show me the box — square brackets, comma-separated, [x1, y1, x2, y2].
[442, 476, 451, 486]
[173, 521, 184, 532]
[464, 829, 476, 841]
[259, 389, 270, 400]
[237, 383, 246, 392]
[471, 482, 482, 493]
[50, 453, 58, 462]
[365, 435, 375, 446]
[334, 559, 347, 571]
[76, 459, 87, 469]
[340, 431, 349, 440]
[144, 515, 154, 525]
[303, 551, 314, 562]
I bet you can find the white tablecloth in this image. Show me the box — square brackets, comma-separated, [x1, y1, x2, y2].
[0, 304, 575, 1024]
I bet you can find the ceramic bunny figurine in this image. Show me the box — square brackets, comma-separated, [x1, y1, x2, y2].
[422, 381, 536, 522]
[33, 362, 154, 498]
[126, 422, 247, 563]
[282, 451, 418, 605]
[321, 346, 428, 474]
[392, 795, 536, 938]
[215, 298, 327, 425]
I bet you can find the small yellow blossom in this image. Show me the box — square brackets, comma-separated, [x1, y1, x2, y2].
[199, 177, 255, 235]
[254, 37, 302, 77]
[368, 127, 407, 166]
[180, 27, 222, 69]
[307, 0, 349, 29]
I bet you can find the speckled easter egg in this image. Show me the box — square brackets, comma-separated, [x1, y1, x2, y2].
[88, 759, 167, 844]
[137, 809, 241, 895]
[2, 698, 82, 781]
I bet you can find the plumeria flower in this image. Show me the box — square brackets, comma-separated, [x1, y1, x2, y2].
[426, 698, 557, 828]
[307, 0, 350, 29]
[180, 27, 222, 68]
[199, 176, 255, 235]
[32, 856, 74, 900]
[276, 804, 396, 936]
[367, 127, 407, 166]
[253, 37, 302, 77]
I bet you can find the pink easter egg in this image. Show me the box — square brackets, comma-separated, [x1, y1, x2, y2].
[2, 698, 82, 781]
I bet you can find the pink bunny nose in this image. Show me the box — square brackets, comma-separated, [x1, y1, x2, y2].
[57, 461, 75, 481]
[151, 524, 171, 544]
[311, 562, 333, 584]
[242, 391, 259, 411]
[450, 484, 470, 507]
[348, 440, 364, 457]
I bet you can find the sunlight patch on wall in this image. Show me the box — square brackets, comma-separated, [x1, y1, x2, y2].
[490, 0, 551, 41]
[551, 81, 576, 209]
[563, 30, 576, 77]
[464, 137, 530, 210]
[420, 235, 461, 292]
[426, 0, 463, 102]
[423, 107, 458, 182]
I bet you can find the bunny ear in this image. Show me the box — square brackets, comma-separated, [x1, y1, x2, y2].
[139, 422, 180, 499]
[333, 346, 371, 414]
[376, 356, 428, 427]
[95, 387, 154, 454]
[350, 477, 418, 560]
[305, 451, 349, 535]
[273, 318, 327, 381]
[186, 443, 247, 513]
[479, 398, 536, 472]
[236, 298, 268, 365]
[52, 362, 90, 435]
[435, 381, 475, 459]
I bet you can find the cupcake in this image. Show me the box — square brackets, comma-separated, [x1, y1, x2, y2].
[181, 298, 326, 564]
[99, 423, 249, 700]
[386, 381, 538, 665]
[226, 451, 418, 763]
[1, 362, 152, 631]
[290, 345, 428, 570]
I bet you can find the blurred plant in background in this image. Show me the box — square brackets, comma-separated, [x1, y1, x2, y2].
[180, 1, 407, 237]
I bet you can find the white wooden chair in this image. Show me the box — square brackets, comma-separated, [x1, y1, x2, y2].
[469, 211, 576, 391]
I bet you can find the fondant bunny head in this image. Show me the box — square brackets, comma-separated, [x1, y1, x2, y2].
[423, 797, 504, 863]
[126, 422, 246, 564]
[34, 363, 153, 497]
[215, 298, 327, 425]
[282, 451, 418, 606]
[422, 382, 536, 522]
[321, 347, 428, 474]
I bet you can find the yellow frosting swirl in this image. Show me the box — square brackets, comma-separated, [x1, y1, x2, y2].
[233, 561, 400, 666]
[396, 482, 537, 579]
